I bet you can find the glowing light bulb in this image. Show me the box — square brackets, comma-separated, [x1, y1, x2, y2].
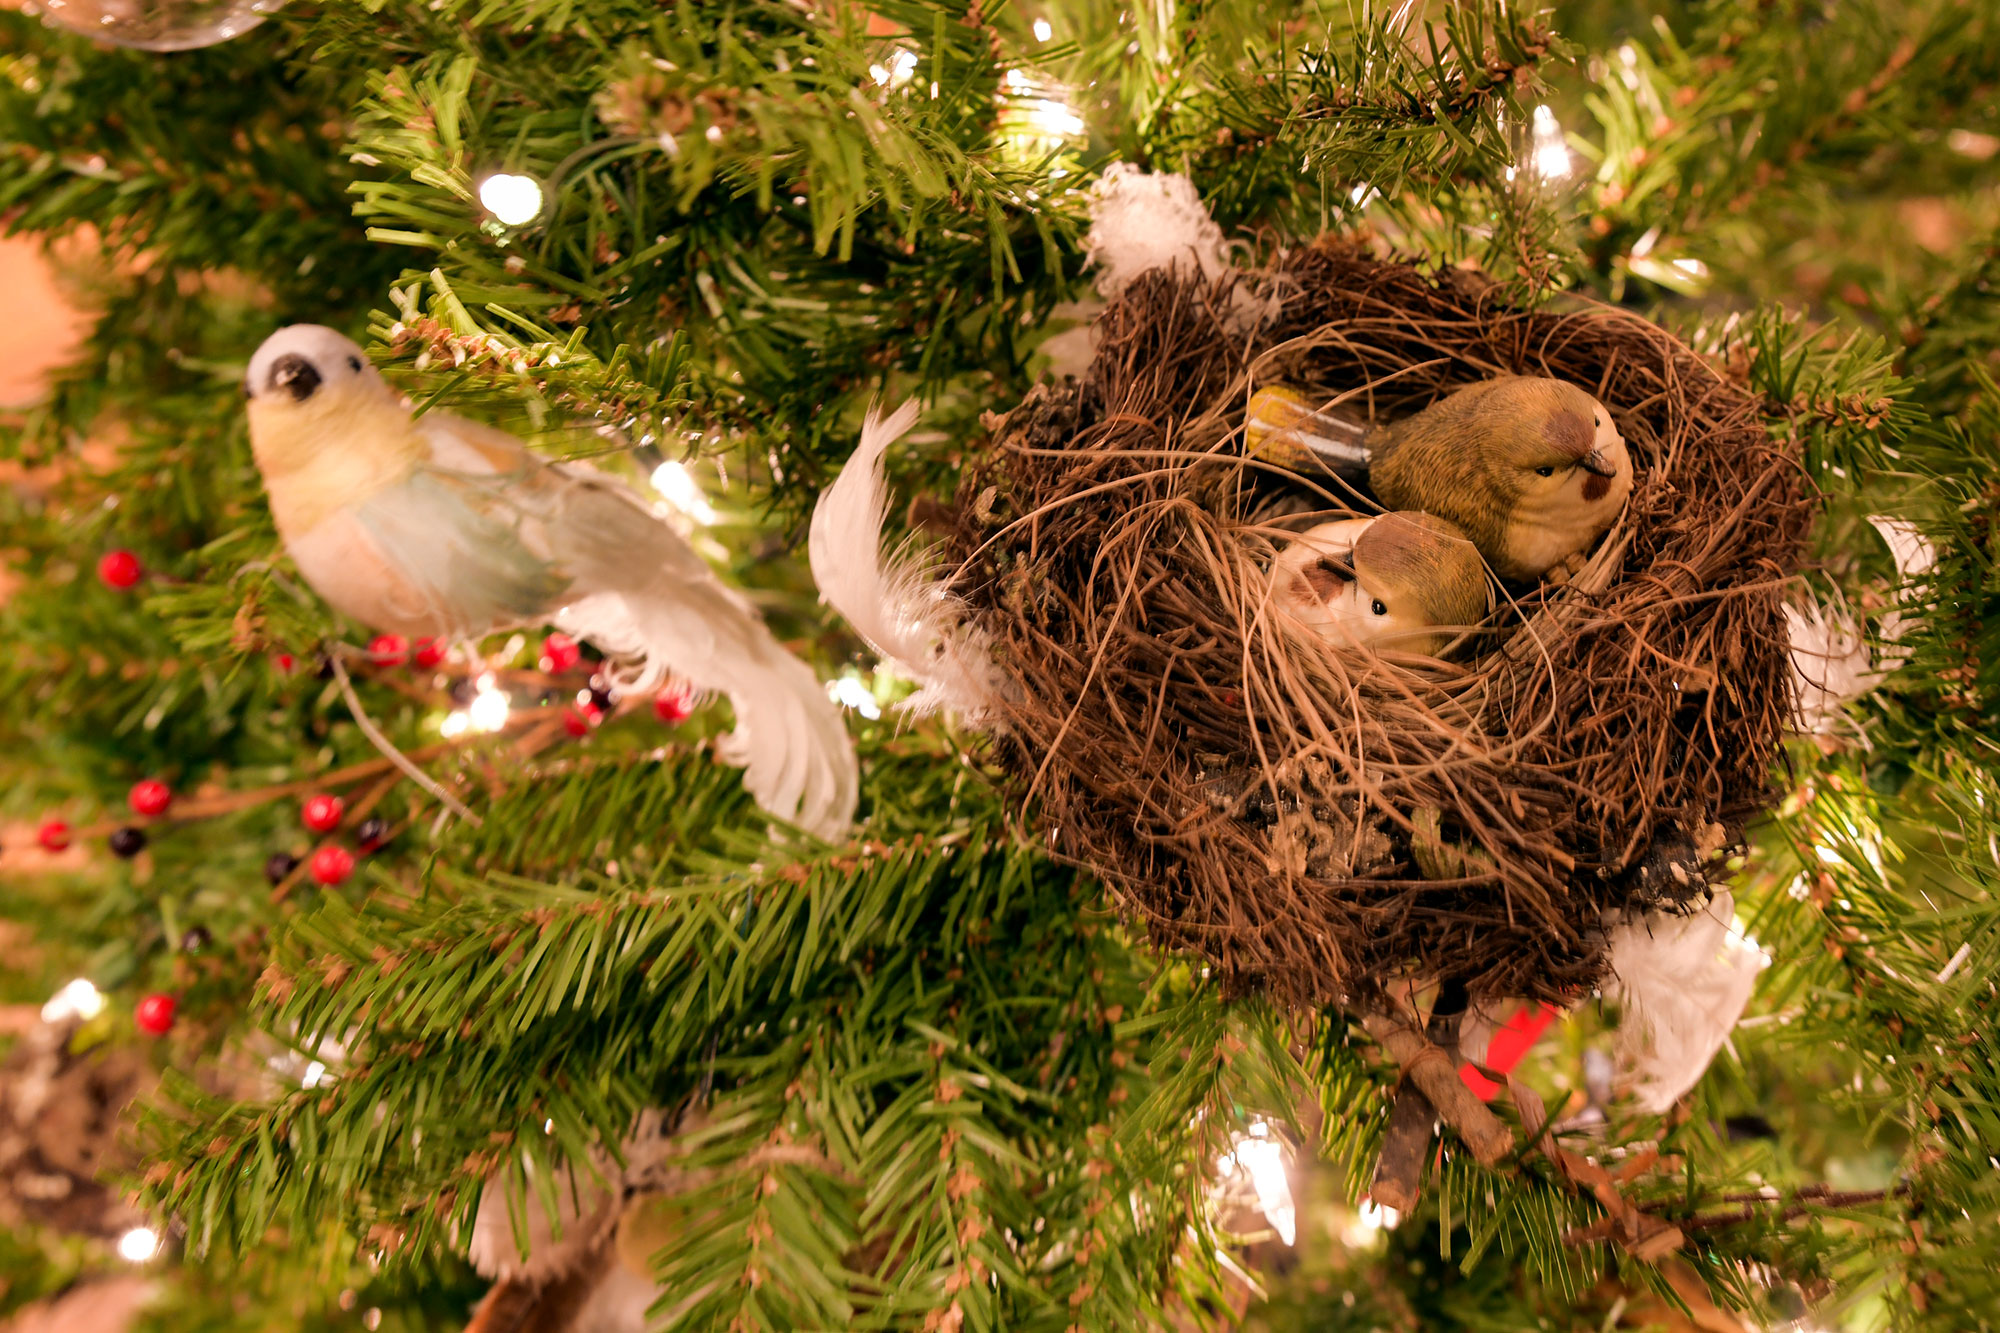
[1032, 17, 1052, 40]
[829, 673, 883, 720]
[650, 460, 719, 525]
[42, 977, 106, 1024]
[117, 1227, 162, 1262]
[468, 674, 511, 733]
[301, 1061, 328, 1089]
[1216, 1120, 1297, 1246]
[1529, 105, 1572, 182]
[440, 711, 470, 738]
[478, 173, 544, 226]
[871, 47, 918, 87]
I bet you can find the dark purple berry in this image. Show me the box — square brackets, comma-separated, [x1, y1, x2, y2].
[108, 827, 147, 859]
[356, 818, 390, 852]
[265, 851, 300, 885]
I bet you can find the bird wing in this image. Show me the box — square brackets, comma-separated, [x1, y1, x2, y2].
[406, 412, 858, 839]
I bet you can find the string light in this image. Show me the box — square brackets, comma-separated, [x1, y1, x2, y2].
[870, 47, 918, 87]
[1032, 17, 1052, 40]
[651, 460, 719, 525]
[1529, 105, 1572, 182]
[468, 675, 511, 732]
[1214, 1119, 1297, 1245]
[301, 1061, 328, 1089]
[829, 671, 883, 720]
[1343, 1199, 1400, 1244]
[116, 1226, 163, 1262]
[478, 173, 544, 226]
[42, 977, 106, 1024]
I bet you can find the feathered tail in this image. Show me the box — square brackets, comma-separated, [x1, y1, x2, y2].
[808, 401, 1002, 717]
[549, 476, 859, 840]
[1603, 891, 1767, 1112]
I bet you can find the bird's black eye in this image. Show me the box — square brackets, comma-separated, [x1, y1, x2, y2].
[1594, 415, 1602, 427]
[1534, 465, 1555, 477]
[348, 356, 363, 373]
[1370, 598, 1387, 616]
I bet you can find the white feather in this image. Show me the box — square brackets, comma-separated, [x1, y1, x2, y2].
[1083, 164, 1231, 299]
[1786, 600, 1875, 736]
[1604, 891, 1768, 1112]
[808, 402, 1003, 718]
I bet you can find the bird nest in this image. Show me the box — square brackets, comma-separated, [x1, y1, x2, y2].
[942, 243, 1809, 1008]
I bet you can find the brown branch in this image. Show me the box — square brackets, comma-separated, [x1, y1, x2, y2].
[1562, 1186, 1897, 1247]
[1369, 982, 1467, 1210]
[1363, 1008, 1511, 1167]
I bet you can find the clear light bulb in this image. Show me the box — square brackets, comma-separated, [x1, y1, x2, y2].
[478, 173, 544, 225]
[650, 460, 719, 525]
[117, 1226, 162, 1262]
[42, 977, 106, 1024]
[1032, 17, 1052, 40]
[1529, 105, 1572, 182]
[468, 675, 511, 733]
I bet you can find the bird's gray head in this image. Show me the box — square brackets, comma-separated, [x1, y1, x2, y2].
[245, 325, 384, 406]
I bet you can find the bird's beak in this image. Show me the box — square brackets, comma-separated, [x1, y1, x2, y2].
[1579, 448, 1619, 478]
[266, 354, 323, 404]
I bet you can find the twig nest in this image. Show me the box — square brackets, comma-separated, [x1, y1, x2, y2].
[945, 243, 1808, 1007]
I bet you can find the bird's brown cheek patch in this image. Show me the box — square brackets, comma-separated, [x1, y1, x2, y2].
[1545, 410, 1593, 459]
[1298, 563, 1349, 603]
[1582, 473, 1611, 502]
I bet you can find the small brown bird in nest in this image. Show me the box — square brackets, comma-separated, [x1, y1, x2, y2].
[1268, 511, 1490, 656]
[1247, 377, 1633, 581]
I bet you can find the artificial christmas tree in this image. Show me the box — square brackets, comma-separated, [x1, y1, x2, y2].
[1, 0, 1997, 1330]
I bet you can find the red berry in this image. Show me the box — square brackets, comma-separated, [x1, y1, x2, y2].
[562, 704, 601, 737]
[128, 779, 172, 818]
[37, 819, 71, 851]
[413, 637, 447, 669]
[367, 634, 410, 667]
[97, 549, 143, 590]
[540, 632, 581, 674]
[309, 845, 355, 886]
[135, 993, 177, 1036]
[274, 652, 296, 673]
[302, 793, 345, 833]
[653, 688, 694, 724]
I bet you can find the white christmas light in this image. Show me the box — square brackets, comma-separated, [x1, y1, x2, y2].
[829, 673, 883, 720]
[1032, 17, 1053, 40]
[1216, 1120, 1296, 1246]
[1025, 96, 1086, 139]
[872, 47, 919, 88]
[116, 1226, 162, 1262]
[301, 1061, 328, 1090]
[479, 173, 544, 226]
[650, 460, 719, 525]
[440, 710, 471, 738]
[42, 977, 106, 1024]
[1529, 105, 1572, 182]
[1344, 1198, 1401, 1245]
[468, 674, 511, 733]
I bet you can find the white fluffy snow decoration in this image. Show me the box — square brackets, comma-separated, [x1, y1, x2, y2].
[1082, 164, 1232, 299]
[1604, 891, 1768, 1113]
[808, 402, 1005, 718]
